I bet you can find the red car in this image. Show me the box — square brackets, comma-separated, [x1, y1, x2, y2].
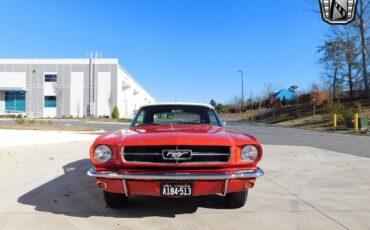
[87, 103, 264, 208]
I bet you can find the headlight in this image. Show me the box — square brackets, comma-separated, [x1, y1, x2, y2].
[241, 145, 259, 163]
[94, 145, 112, 163]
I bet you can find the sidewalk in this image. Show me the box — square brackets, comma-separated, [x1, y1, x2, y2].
[0, 129, 98, 148]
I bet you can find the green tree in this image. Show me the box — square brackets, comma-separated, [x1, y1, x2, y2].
[112, 106, 120, 119]
[209, 99, 217, 108]
[215, 103, 224, 113]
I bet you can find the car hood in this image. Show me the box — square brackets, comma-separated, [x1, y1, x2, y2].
[96, 125, 259, 147]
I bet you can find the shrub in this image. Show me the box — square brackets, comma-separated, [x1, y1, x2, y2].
[15, 118, 25, 124]
[298, 93, 310, 104]
[322, 98, 346, 116]
[27, 119, 36, 124]
[47, 120, 54, 125]
[112, 106, 120, 119]
[119, 118, 132, 123]
[322, 98, 359, 123]
[281, 98, 287, 106]
[293, 109, 301, 119]
[342, 106, 359, 120]
[215, 103, 224, 113]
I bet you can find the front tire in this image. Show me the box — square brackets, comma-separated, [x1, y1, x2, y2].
[103, 191, 128, 208]
[225, 190, 248, 208]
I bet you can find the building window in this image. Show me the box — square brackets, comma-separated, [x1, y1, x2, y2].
[44, 96, 56, 108]
[5, 91, 25, 113]
[45, 74, 57, 82]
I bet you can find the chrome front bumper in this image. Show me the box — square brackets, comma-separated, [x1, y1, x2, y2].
[87, 167, 264, 180]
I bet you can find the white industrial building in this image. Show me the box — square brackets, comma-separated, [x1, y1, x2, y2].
[0, 58, 155, 118]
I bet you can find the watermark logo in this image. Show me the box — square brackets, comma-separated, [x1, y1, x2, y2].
[319, 0, 358, 24]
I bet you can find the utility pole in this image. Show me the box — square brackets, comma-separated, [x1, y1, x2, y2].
[237, 70, 244, 108]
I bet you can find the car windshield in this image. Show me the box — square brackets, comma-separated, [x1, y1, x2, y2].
[131, 105, 223, 127]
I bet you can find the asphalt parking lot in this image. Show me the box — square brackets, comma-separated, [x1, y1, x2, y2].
[0, 125, 370, 229]
[1, 119, 369, 158]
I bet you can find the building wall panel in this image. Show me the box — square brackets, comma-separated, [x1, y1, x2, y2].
[0, 91, 4, 114]
[0, 72, 26, 89]
[97, 72, 111, 116]
[43, 107, 56, 117]
[70, 72, 84, 117]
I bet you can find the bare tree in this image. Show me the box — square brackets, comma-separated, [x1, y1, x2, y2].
[52, 81, 63, 127]
[352, 0, 370, 99]
[263, 83, 275, 100]
[76, 101, 81, 118]
[333, 26, 360, 98]
[318, 38, 345, 99]
[344, 33, 358, 98]
[254, 96, 264, 109]
[268, 94, 282, 118]
[309, 0, 366, 99]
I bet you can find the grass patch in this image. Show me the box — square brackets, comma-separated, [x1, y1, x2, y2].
[15, 118, 25, 125]
[117, 118, 132, 123]
[27, 119, 36, 124]
[34, 117, 132, 123]
[264, 115, 297, 124]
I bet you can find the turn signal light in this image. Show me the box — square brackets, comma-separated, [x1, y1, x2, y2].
[245, 182, 254, 189]
[97, 181, 107, 189]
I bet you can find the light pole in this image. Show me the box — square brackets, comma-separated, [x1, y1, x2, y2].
[237, 70, 244, 108]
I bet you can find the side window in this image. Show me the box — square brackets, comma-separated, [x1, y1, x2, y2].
[208, 110, 220, 126]
[134, 110, 145, 125]
[44, 96, 57, 108]
[45, 74, 57, 82]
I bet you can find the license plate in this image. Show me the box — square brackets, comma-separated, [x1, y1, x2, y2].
[160, 182, 193, 196]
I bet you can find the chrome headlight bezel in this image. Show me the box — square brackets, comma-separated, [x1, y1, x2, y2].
[241, 145, 259, 163]
[94, 145, 112, 163]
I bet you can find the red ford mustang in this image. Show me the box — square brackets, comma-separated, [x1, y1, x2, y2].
[87, 103, 264, 208]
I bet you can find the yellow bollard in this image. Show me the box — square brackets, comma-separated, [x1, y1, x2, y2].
[354, 113, 359, 133]
[333, 114, 337, 129]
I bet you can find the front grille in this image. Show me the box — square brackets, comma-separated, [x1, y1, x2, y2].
[123, 146, 231, 164]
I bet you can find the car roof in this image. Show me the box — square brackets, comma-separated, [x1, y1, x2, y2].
[140, 102, 215, 109]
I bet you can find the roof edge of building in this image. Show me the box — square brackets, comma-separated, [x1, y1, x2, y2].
[0, 58, 118, 65]
[118, 65, 155, 102]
